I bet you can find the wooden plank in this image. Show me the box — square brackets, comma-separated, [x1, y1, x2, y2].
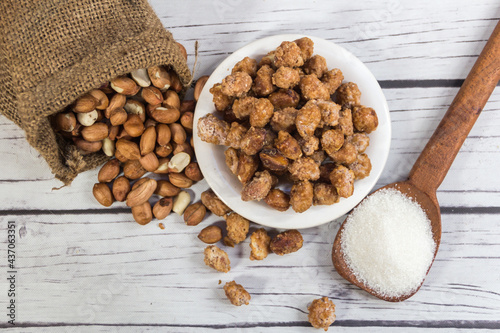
[1, 212, 498, 325]
[151, 0, 500, 80]
[3, 325, 500, 332]
[0, 87, 498, 210]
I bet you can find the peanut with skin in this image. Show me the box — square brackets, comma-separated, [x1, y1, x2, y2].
[153, 197, 173, 220]
[93, 183, 114, 207]
[198, 226, 223, 244]
[163, 90, 180, 110]
[183, 202, 206, 226]
[54, 112, 77, 132]
[184, 162, 204, 181]
[131, 202, 153, 225]
[155, 180, 181, 197]
[112, 176, 131, 202]
[140, 126, 157, 155]
[98, 159, 120, 183]
[169, 173, 193, 188]
[194, 75, 209, 101]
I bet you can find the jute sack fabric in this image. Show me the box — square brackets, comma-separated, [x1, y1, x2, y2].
[0, 0, 191, 185]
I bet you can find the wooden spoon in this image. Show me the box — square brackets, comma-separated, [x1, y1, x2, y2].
[332, 20, 500, 302]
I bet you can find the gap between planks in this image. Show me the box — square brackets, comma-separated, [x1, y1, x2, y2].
[1, 319, 499, 329]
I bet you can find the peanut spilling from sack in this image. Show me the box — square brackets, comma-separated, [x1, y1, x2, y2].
[52, 51, 212, 226]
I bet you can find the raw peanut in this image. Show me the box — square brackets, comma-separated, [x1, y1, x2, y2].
[116, 139, 140, 160]
[95, 110, 104, 122]
[115, 148, 128, 162]
[98, 159, 120, 183]
[172, 191, 191, 215]
[116, 127, 132, 141]
[180, 112, 194, 131]
[155, 180, 180, 197]
[173, 142, 194, 159]
[148, 66, 171, 91]
[176, 42, 187, 60]
[54, 112, 76, 132]
[140, 126, 157, 155]
[154, 158, 170, 174]
[124, 100, 146, 122]
[109, 108, 128, 126]
[126, 178, 157, 207]
[190, 137, 194, 148]
[194, 75, 209, 101]
[93, 183, 114, 207]
[102, 138, 115, 157]
[169, 123, 186, 144]
[77, 110, 98, 127]
[151, 106, 180, 124]
[131, 177, 149, 190]
[184, 162, 204, 181]
[130, 68, 152, 87]
[71, 123, 82, 137]
[144, 118, 157, 128]
[108, 125, 120, 141]
[141, 86, 164, 105]
[110, 76, 140, 95]
[139, 152, 159, 172]
[73, 138, 102, 153]
[74, 93, 98, 113]
[123, 114, 145, 137]
[198, 225, 222, 244]
[106, 93, 126, 118]
[156, 124, 171, 146]
[153, 197, 173, 220]
[146, 103, 160, 118]
[99, 83, 114, 94]
[123, 160, 147, 179]
[156, 144, 173, 157]
[112, 176, 130, 202]
[169, 173, 193, 188]
[167, 152, 191, 173]
[131, 202, 153, 225]
[89, 89, 109, 110]
[183, 202, 206, 226]
[180, 100, 196, 113]
[81, 122, 108, 142]
[163, 90, 180, 110]
[169, 70, 183, 93]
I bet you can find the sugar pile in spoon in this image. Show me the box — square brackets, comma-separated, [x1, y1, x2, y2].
[340, 188, 436, 298]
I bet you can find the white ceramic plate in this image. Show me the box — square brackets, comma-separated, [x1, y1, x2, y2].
[193, 34, 391, 229]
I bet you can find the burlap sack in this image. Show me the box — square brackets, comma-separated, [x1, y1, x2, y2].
[0, 0, 192, 185]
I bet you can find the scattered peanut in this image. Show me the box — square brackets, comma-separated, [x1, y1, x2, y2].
[183, 202, 206, 226]
[223, 281, 251, 306]
[198, 225, 223, 244]
[172, 191, 191, 215]
[204, 245, 230, 273]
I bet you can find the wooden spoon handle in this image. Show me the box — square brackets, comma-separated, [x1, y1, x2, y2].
[409, 20, 500, 194]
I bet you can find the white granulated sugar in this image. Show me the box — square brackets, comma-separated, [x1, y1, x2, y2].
[341, 188, 436, 298]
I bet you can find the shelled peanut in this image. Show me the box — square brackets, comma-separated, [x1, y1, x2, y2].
[52, 51, 212, 225]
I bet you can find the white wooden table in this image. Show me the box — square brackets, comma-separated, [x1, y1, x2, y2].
[1, 1, 500, 331]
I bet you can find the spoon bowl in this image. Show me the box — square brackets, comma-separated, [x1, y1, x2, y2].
[332, 181, 441, 302]
[331, 20, 500, 301]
